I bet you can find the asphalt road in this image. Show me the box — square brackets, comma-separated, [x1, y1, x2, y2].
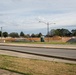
[0, 45, 76, 61]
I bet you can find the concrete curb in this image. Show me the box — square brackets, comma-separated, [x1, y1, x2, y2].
[1, 48, 76, 62]
[0, 43, 76, 50]
[0, 43, 76, 61]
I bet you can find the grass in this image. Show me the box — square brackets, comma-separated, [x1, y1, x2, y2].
[7, 41, 76, 45]
[0, 54, 76, 75]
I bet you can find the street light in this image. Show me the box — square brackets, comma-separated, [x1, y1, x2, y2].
[39, 21, 55, 42]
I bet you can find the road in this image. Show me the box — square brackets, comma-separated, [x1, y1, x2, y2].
[0, 45, 76, 61]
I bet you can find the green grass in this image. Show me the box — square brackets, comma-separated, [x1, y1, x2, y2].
[7, 41, 76, 45]
[0, 54, 76, 75]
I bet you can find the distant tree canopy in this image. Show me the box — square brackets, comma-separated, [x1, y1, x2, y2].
[31, 33, 42, 37]
[0, 31, 2, 37]
[20, 31, 25, 37]
[31, 33, 36, 37]
[50, 28, 72, 37]
[3, 32, 8, 38]
[38, 33, 42, 37]
[9, 32, 19, 38]
[71, 29, 76, 36]
[0, 28, 76, 38]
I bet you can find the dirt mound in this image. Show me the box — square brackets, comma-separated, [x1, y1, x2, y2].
[67, 38, 76, 43]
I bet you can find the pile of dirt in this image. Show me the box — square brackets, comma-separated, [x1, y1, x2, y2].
[67, 38, 76, 43]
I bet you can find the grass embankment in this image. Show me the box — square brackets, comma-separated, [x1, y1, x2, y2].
[8, 41, 65, 44]
[8, 41, 76, 45]
[0, 55, 76, 75]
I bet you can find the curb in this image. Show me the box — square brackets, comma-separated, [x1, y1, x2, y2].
[1, 48, 76, 62]
[0, 44, 76, 50]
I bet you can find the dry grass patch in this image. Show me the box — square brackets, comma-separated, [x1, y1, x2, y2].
[0, 55, 76, 75]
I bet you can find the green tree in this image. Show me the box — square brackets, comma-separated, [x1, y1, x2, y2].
[20, 31, 25, 37]
[26, 34, 30, 38]
[37, 33, 42, 37]
[31, 33, 42, 37]
[52, 28, 71, 37]
[50, 29, 55, 36]
[0, 31, 1, 37]
[61, 29, 71, 36]
[55, 29, 61, 36]
[9, 32, 19, 38]
[31, 33, 36, 37]
[0, 31, 3, 38]
[71, 29, 76, 36]
[3, 32, 8, 38]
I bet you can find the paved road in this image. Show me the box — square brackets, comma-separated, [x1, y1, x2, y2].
[0, 45, 76, 61]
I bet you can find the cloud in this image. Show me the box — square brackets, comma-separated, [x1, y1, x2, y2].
[0, 0, 76, 34]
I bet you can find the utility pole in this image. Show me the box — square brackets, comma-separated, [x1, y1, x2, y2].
[39, 21, 55, 42]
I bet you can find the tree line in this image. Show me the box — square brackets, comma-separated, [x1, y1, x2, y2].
[0, 28, 76, 38]
[49, 29, 76, 37]
[0, 31, 43, 38]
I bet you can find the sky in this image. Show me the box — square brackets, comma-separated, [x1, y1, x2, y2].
[0, 0, 76, 34]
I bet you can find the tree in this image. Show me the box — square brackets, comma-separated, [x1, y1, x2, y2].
[61, 29, 71, 36]
[49, 29, 55, 36]
[26, 34, 30, 38]
[9, 32, 19, 38]
[3, 32, 8, 38]
[0, 31, 2, 37]
[37, 33, 42, 37]
[54, 29, 61, 36]
[31, 33, 36, 37]
[71, 29, 76, 36]
[0, 31, 3, 38]
[20, 31, 25, 37]
[51, 28, 71, 37]
[31, 33, 42, 37]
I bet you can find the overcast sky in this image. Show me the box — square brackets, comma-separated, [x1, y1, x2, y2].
[0, 0, 76, 34]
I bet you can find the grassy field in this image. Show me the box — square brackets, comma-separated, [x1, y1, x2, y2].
[9, 41, 66, 44]
[8, 41, 76, 45]
[1, 36, 76, 44]
[0, 55, 76, 75]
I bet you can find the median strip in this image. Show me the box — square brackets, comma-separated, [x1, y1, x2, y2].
[0, 43, 76, 50]
[1, 48, 76, 62]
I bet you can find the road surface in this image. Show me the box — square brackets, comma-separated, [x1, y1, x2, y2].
[0, 45, 76, 61]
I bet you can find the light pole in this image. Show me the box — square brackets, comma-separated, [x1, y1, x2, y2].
[39, 21, 55, 42]
[47, 22, 50, 42]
